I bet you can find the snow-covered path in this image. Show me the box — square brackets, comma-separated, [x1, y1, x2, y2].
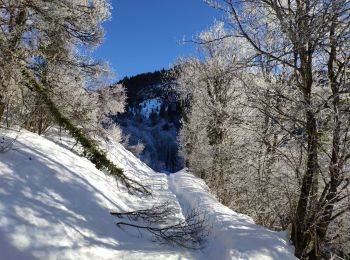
[0, 130, 296, 259]
[168, 171, 295, 260]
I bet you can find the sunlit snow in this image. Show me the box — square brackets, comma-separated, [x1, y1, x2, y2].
[0, 129, 296, 259]
[139, 97, 162, 118]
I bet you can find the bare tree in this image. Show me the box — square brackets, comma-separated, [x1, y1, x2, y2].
[202, 0, 350, 258]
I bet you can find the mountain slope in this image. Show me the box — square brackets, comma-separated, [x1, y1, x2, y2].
[0, 130, 296, 259]
[115, 70, 183, 173]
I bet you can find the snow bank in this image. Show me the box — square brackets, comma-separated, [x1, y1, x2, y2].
[169, 170, 296, 260]
[0, 130, 198, 260]
[0, 129, 296, 259]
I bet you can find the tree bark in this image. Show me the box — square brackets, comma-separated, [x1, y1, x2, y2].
[291, 42, 319, 258]
[0, 94, 5, 121]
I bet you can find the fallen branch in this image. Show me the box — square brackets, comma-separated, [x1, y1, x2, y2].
[0, 132, 18, 153]
[111, 202, 209, 249]
[111, 201, 178, 225]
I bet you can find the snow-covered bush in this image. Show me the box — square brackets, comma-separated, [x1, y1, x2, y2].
[127, 141, 145, 157]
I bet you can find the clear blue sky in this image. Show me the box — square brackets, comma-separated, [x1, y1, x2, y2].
[93, 0, 223, 80]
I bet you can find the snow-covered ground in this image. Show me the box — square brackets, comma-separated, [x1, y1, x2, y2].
[139, 97, 162, 118]
[0, 129, 296, 259]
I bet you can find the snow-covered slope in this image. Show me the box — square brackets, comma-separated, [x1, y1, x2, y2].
[0, 130, 296, 260]
[139, 97, 162, 118]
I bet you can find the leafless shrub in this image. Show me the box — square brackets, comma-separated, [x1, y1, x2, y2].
[127, 141, 145, 157]
[121, 133, 145, 157]
[0, 128, 19, 153]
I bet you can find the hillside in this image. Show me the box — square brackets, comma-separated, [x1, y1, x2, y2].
[0, 129, 296, 259]
[115, 70, 183, 173]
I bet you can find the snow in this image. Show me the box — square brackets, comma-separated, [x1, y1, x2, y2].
[0, 129, 296, 259]
[139, 97, 162, 118]
[169, 171, 296, 260]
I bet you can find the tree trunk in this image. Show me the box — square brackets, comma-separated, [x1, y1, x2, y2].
[292, 109, 319, 258]
[0, 100, 4, 121]
[314, 14, 342, 253]
[22, 68, 149, 195]
[291, 48, 319, 258]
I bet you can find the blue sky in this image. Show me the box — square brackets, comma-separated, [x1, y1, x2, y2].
[93, 0, 222, 80]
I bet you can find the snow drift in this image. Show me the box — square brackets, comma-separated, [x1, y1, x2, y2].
[0, 130, 296, 259]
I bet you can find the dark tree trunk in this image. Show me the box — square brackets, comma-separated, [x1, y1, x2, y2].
[291, 43, 320, 258]
[0, 98, 5, 121]
[292, 109, 319, 258]
[314, 14, 343, 254]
